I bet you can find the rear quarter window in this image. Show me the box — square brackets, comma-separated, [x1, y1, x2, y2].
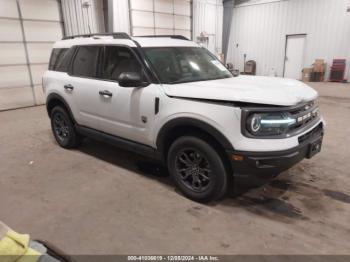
[49, 47, 76, 72]
[49, 48, 68, 71]
[56, 47, 76, 72]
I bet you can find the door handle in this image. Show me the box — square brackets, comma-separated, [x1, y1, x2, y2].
[64, 84, 74, 91]
[99, 90, 113, 98]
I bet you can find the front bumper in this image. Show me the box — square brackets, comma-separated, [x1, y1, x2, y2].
[228, 122, 324, 180]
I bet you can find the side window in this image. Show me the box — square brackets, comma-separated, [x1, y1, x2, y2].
[101, 46, 142, 81]
[71, 46, 100, 78]
[49, 48, 68, 71]
[56, 47, 76, 73]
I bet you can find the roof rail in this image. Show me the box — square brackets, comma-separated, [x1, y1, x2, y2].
[62, 32, 131, 40]
[137, 35, 189, 41]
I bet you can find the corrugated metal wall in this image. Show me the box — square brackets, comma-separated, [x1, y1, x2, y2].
[227, 0, 350, 80]
[61, 0, 105, 36]
[108, 0, 130, 33]
[193, 0, 223, 55]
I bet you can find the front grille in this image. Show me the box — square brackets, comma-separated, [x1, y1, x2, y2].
[289, 101, 320, 132]
[298, 122, 323, 144]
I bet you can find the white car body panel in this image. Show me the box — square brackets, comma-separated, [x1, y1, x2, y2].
[44, 71, 79, 122]
[155, 91, 323, 152]
[96, 82, 160, 145]
[162, 75, 318, 106]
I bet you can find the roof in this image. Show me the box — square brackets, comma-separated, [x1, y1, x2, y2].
[134, 37, 199, 48]
[53, 35, 199, 49]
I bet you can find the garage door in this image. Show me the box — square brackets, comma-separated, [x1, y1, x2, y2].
[130, 0, 192, 39]
[0, 0, 63, 111]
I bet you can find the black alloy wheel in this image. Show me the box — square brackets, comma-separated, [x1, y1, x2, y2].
[175, 148, 212, 193]
[53, 112, 70, 143]
[50, 106, 81, 149]
[167, 136, 229, 202]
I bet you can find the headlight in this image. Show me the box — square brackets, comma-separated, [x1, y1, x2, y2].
[246, 112, 296, 136]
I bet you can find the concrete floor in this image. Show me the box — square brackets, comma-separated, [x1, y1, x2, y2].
[0, 82, 350, 255]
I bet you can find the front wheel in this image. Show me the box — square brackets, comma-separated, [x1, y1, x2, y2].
[167, 136, 229, 203]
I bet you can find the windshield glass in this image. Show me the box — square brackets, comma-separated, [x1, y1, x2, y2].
[143, 47, 232, 84]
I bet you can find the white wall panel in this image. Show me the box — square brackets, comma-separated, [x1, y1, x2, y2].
[109, 0, 130, 33]
[27, 43, 53, 64]
[91, 0, 105, 33]
[33, 85, 45, 105]
[23, 21, 62, 42]
[227, 0, 350, 80]
[156, 28, 174, 35]
[175, 15, 191, 30]
[132, 11, 155, 28]
[155, 0, 173, 13]
[0, 87, 35, 110]
[133, 27, 155, 36]
[130, 0, 192, 38]
[175, 0, 191, 15]
[0, 19, 23, 41]
[30, 64, 48, 85]
[0, 0, 63, 110]
[155, 13, 174, 29]
[19, 0, 60, 21]
[204, 4, 216, 33]
[192, 0, 223, 54]
[0, 66, 30, 89]
[0, 43, 26, 65]
[61, 0, 105, 36]
[0, 0, 19, 18]
[235, 0, 283, 7]
[130, 0, 153, 11]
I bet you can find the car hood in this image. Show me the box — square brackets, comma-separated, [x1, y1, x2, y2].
[162, 75, 318, 106]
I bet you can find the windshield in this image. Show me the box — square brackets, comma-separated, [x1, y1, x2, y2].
[143, 47, 232, 84]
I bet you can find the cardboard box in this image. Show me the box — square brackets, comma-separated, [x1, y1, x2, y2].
[217, 53, 225, 63]
[313, 59, 325, 73]
[302, 68, 313, 82]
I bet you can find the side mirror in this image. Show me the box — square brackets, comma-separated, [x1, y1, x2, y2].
[118, 72, 149, 88]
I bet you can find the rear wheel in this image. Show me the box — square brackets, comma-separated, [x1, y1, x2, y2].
[167, 136, 229, 202]
[50, 106, 81, 148]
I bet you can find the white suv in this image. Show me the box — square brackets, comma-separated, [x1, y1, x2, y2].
[43, 33, 324, 202]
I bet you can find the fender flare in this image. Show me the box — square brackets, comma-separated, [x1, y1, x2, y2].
[156, 117, 234, 153]
[46, 93, 75, 122]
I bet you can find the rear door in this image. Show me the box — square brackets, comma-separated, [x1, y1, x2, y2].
[68, 45, 103, 129]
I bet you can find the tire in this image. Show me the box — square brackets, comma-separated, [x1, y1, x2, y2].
[167, 136, 229, 203]
[50, 106, 81, 149]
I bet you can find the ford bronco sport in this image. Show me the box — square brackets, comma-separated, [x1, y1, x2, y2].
[43, 33, 324, 202]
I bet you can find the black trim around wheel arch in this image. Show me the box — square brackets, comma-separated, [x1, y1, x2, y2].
[75, 124, 162, 160]
[156, 118, 234, 153]
[46, 93, 75, 121]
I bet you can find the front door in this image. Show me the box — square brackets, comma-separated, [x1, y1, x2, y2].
[284, 35, 306, 79]
[97, 46, 159, 146]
